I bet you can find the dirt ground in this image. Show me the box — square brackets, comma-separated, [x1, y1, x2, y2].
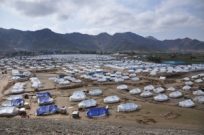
[0, 118, 203, 135]
[0, 74, 10, 101]
[1, 71, 204, 135]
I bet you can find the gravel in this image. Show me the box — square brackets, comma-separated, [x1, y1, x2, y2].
[0, 118, 203, 135]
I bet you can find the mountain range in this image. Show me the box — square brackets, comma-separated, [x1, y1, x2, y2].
[0, 28, 204, 54]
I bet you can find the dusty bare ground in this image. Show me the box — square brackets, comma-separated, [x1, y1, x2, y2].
[0, 74, 10, 101]
[0, 118, 203, 135]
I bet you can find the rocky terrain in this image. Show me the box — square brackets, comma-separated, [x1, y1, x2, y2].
[0, 28, 204, 54]
[0, 118, 203, 135]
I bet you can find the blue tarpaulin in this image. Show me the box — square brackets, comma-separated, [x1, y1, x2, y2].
[11, 98, 24, 107]
[87, 107, 109, 118]
[37, 96, 53, 105]
[36, 92, 51, 98]
[36, 105, 58, 116]
[36, 92, 53, 105]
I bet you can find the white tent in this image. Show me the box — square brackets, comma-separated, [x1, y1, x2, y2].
[32, 82, 42, 89]
[169, 91, 183, 98]
[193, 90, 204, 96]
[12, 76, 21, 80]
[10, 88, 24, 94]
[140, 91, 153, 98]
[194, 79, 203, 83]
[117, 85, 128, 90]
[1, 99, 24, 107]
[23, 71, 32, 77]
[184, 81, 193, 86]
[11, 70, 20, 76]
[199, 73, 204, 77]
[72, 79, 82, 83]
[167, 87, 176, 91]
[6, 95, 23, 100]
[59, 80, 70, 85]
[1, 100, 13, 107]
[154, 94, 168, 101]
[129, 73, 136, 77]
[129, 88, 141, 95]
[193, 96, 204, 104]
[88, 89, 102, 96]
[69, 91, 86, 102]
[78, 99, 97, 108]
[97, 78, 107, 82]
[55, 78, 70, 85]
[144, 85, 154, 91]
[179, 99, 195, 108]
[122, 76, 129, 80]
[12, 83, 25, 89]
[30, 77, 42, 89]
[182, 85, 191, 91]
[131, 77, 140, 81]
[159, 76, 166, 80]
[0, 107, 19, 116]
[114, 78, 124, 83]
[10, 83, 25, 94]
[191, 75, 199, 79]
[104, 95, 120, 103]
[153, 87, 165, 93]
[117, 103, 140, 112]
[183, 77, 190, 81]
[150, 71, 157, 76]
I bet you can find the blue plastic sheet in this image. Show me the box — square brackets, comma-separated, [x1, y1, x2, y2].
[36, 92, 51, 98]
[87, 107, 109, 118]
[11, 99, 24, 107]
[38, 96, 53, 105]
[36, 105, 58, 116]
[36, 92, 53, 105]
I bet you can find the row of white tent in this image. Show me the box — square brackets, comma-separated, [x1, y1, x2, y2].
[0, 94, 26, 116]
[2, 54, 204, 79]
[183, 73, 204, 83]
[117, 84, 204, 106]
[106, 60, 204, 75]
[59, 62, 204, 85]
[0, 54, 112, 72]
[79, 100, 141, 112]
[69, 90, 140, 112]
[69, 90, 120, 104]
[49, 76, 82, 85]
[69, 86, 204, 109]
[11, 70, 32, 81]
[80, 71, 140, 83]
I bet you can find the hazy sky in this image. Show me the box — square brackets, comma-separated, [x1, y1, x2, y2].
[1, 0, 204, 40]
